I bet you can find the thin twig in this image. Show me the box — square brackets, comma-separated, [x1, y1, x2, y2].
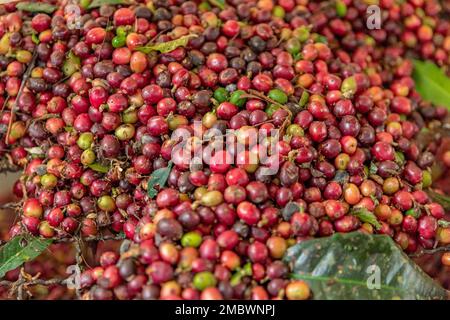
[409, 245, 450, 258]
[0, 278, 68, 287]
[0, 158, 20, 174]
[16, 270, 24, 300]
[53, 234, 125, 243]
[1, 94, 9, 112]
[73, 239, 83, 299]
[0, 202, 20, 210]
[0, 234, 125, 246]
[1, 273, 68, 301]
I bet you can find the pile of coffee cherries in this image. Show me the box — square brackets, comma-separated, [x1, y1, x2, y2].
[0, 0, 449, 300]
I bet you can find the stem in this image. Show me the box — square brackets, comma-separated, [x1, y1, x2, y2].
[0, 278, 67, 287]
[0, 202, 20, 210]
[409, 245, 450, 258]
[73, 240, 83, 299]
[53, 234, 125, 243]
[0, 94, 9, 112]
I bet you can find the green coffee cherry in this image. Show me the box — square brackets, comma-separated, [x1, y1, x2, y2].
[422, 170, 432, 188]
[122, 110, 138, 124]
[16, 50, 33, 63]
[81, 149, 96, 165]
[285, 38, 301, 55]
[193, 271, 217, 291]
[112, 36, 126, 48]
[77, 132, 94, 150]
[202, 112, 217, 129]
[336, 0, 347, 17]
[116, 26, 127, 37]
[265, 104, 280, 118]
[229, 90, 247, 107]
[286, 124, 304, 136]
[181, 231, 203, 248]
[293, 26, 310, 42]
[201, 190, 223, 207]
[79, 0, 91, 10]
[168, 114, 189, 131]
[268, 88, 288, 104]
[198, 2, 211, 11]
[115, 124, 136, 141]
[341, 76, 357, 97]
[40, 173, 57, 189]
[97, 195, 116, 212]
[214, 87, 229, 103]
[272, 5, 285, 18]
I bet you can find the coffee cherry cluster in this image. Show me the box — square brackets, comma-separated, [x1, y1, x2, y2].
[80, 241, 310, 300]
[307, 0, 449, 71]
[0, 0, 448, 300]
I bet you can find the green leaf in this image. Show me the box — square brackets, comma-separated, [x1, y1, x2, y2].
[230, 271, 242, 286]
[207, 0, 225, 10]
[147, 161, 173, 198]
[88, 163, 110, 173]
[313, 34, 328, 44]
[25, 147, 44, 156]
[16, 2, 57, 14]
[413, 60, 450, 109]
[351, 208, 382, 230]
[335, 0, 347, 17]
[284, 232, 447, 300]
[63, 51, 81, 77]
[427, 190, 450, 211]
[136, 35, 198, 54]
[0, 236, 53, 278]
[88, 0, 128, 9]
[242, 262, 252, 276]
[370, 195, 379, 206]
[293, 52, 302, 61]
[31, 33, 39, 45]
[230, 262, 252, 287]
[298, 91, 309, 108]
[394, 151, 405, 165]
[369, 162, 378, 175]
